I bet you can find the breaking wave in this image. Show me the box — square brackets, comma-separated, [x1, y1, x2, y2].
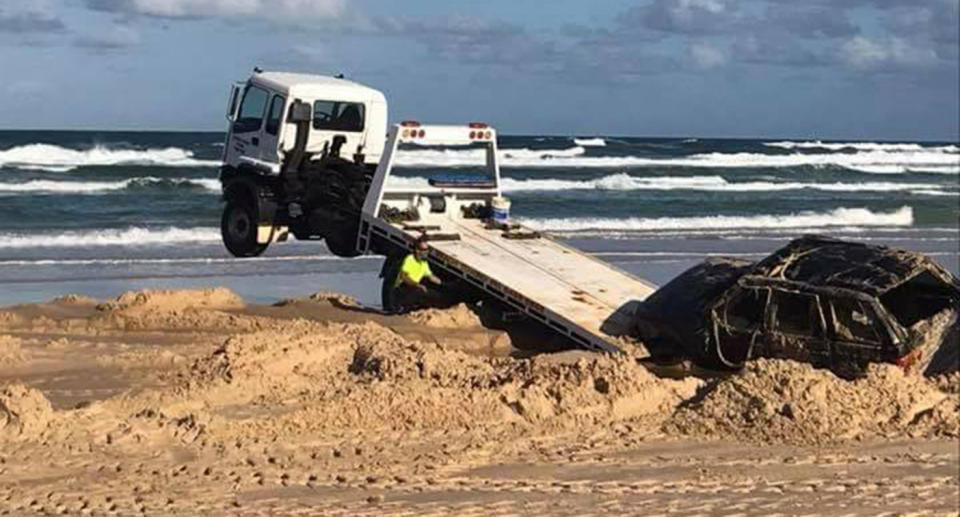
[573, 138, 606, 147]
[0, 177, 221, 193]
[0, 144, 220, 172]
[387, 173, 950, 194]
[765, 140, 960, 153]
[520, 206, 914, 233]
[0, 226, 221, 248]
[393, 146, 959, 173]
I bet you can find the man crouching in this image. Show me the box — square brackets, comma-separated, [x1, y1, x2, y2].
[381, 236, 443, 314]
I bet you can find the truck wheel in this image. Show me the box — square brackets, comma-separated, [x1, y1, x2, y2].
[221, 200, 268, 257]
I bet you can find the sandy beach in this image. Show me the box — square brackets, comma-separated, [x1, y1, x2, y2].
[1, 287, 957, 515]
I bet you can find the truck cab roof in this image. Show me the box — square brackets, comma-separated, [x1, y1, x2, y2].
[251, 71, 387, 103]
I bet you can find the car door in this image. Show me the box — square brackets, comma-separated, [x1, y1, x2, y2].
[826, 297, 891, 364]
[762, 289, 830, 365]
[224, 83, 270, 168]
[713, 286, 768, 368]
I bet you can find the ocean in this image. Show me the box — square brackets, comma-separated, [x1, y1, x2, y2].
[1, 130, 957, 306]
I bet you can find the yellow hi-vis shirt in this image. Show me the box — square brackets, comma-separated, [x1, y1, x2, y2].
[395, 254, 433, 287]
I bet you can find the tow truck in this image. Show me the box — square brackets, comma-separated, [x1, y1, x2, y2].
[219, 70, 656, 352]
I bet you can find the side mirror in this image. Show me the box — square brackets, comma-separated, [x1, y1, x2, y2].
[226, 83, 242, 122]
[288, 100, 312, 124]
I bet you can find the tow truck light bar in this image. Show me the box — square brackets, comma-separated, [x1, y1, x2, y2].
[400, 120, 421, 127]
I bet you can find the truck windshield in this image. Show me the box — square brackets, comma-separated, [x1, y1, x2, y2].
[313, 101, 364, 132]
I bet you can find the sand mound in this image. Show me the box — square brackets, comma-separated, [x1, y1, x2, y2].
[0, 334, 22, 365]
[98, 288, 245, 314]
[51, 294, 97, 305]
[406, 303, 483, 328]
[502, 353, 701, 426]
[178, 317, 698, 436]
[92, 288, 256, 331]
[667, 359, 958, 445]
[0, 383, 53, 439]
[274, 292, 360, 308]
[194, 320, 391, 385]
[306, 291, 359, 307]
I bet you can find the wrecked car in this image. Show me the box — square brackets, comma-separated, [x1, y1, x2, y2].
[634, 236, 960, 378]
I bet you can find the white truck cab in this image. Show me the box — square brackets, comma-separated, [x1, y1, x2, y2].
[223, 71, 388, 173]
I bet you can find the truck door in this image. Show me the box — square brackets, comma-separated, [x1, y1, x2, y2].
[762, 290, 830, 365]
[224, 83, 270, 169]
[259, 94, 286, 165]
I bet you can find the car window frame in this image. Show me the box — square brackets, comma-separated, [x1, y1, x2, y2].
[766, 289, 825, 338]
[723, 286, 769, 332]
[827, 297, 888, 345]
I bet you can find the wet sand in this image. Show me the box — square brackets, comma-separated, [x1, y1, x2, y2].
[1, 288, 957, 515]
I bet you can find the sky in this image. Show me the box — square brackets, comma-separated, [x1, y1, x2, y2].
[1, 0, 958, 140]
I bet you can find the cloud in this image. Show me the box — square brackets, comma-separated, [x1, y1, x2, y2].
[841, 36, 940, 69]
[884, 1, 959, 61]
[0, 1, 64, 33]
[75, 25, 141, 50]
[618, 0, 742, 35]
[764, 6, 859, 39]
[84, 0, 344, 21]
[689, 43, 726, 68]
[4, 80, 49, 97]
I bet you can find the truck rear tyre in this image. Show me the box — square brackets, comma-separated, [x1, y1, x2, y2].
[221, 200, 268, 257]
[324, 223, 362, 258]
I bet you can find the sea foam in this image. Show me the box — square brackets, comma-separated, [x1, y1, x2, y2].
[386, 173, 950, 194]
[392, 146, 959, 173]
[573, 138, 606, 147]
[0, 226, 221, 248]
[0, 177, 220, 193]
[0, 144, 219, 172]
[520, 206, 914, 233]
[765, 140, 959, 153]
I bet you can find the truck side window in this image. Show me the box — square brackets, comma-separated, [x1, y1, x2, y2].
[830, 299, 882, 343]
[770, 291, 817, 336]
[265, 95, 285, 136]
[313, 100, 365, 132]
[725, 287, 765, 330]
[234, 86, 269, 133]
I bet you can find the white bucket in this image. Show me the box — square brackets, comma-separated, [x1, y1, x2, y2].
[491, 196, 511, 225]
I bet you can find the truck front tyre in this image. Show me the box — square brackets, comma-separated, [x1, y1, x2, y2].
[221, 200, 268, 257]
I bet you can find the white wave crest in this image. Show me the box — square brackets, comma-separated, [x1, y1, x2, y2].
[0, 144, 220, 172]
[386, 173, 948, 194]
[765, 140, 960, 153]
[910, 189, 960, 197]
[573, 138, 606, 147]
[520, 206, 913, 233]
[394, 147, 586, 167]
[392, 146, 959, 172]
[0, 177, 221, 193]
[0, 226, 221, 248]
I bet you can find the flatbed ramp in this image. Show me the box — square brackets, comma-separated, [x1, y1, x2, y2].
[387, 218, 656, 353]
[358, 122, 658, 354]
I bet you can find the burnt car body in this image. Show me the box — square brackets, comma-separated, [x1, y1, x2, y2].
[634, 236, 960, 378]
